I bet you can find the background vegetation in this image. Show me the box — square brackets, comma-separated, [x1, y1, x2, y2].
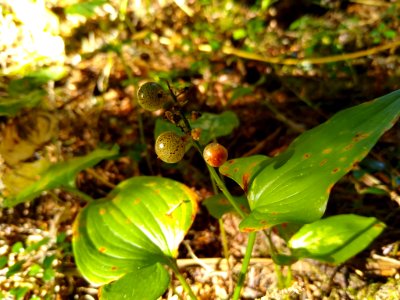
[0, 0, 399, 299]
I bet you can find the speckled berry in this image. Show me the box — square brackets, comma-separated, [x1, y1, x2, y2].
[137, 82, 171, 111]
[155, 131, 186, 163]
[203, 142, 228, 167]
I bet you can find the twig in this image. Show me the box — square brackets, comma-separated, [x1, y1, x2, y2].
[219, 39, 400, 65]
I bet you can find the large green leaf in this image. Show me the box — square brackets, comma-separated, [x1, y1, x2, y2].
[3, 147, 119, 207]
[154, 111, 239, 145]
[220, 90, 400, 231]
[73, 176, 198, 285]
[288, 214, 385, 264]
[99, 263, 170, 300]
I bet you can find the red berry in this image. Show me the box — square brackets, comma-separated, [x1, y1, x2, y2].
[203, 143, 228, 167]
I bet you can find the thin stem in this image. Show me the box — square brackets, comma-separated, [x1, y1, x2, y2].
[119, 52, 154, 175]
[168, 259, 197, 300]
[232, 231, 257, 300]
[206, 165, 246, 219]
[63, 186, 94, 203]
[86, 168, 116, 189]
[166, 83, 246, 219]
[220, 39, 400, 65]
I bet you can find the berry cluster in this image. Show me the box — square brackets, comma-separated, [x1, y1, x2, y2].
[137, 82, 228, 167]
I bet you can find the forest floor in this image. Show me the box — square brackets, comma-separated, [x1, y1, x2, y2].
[0, 1, 400, 299]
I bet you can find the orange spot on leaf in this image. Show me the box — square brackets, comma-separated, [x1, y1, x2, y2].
[228, 160, 235, 165]
[343, 144, 354, 151]
[233, 168, 239, 173]
[322, 148, 332, 154]
[332, 168, 340, 174]
[99, 208, 106, 215]
[303, 153, 311, 159]
[353, 132, 370, 142]
[319, 159, 328, 166]
[99, 247, 106, 253]
[134, 198, 141, 205]
[242, 173, 250, 193]
[111, 266, 118, 271]
[218, 198, 229, 205]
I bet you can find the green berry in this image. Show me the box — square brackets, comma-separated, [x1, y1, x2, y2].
[203, 142, 228, 167]
[137, 82, 170, 111]
[155, 131, 186, 163]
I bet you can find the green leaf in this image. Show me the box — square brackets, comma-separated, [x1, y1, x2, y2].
[0, 90, 44, 117]
[203, 193, 249, 219]
[229, 86, 254, 104]
[28, 264, 42, 276]
[3, 146, 119, 207]
[6, 261, 25, 278]
[0, 256, 8, 269]
[10, 287, 29, 300]
[191, 111, 239, 145]
[43, 267, 56, 282]
[25, 238, 50, 253]
[154, 111, 239, 146]
[65, 0, 108, 17]
[288, 214, 385, 264]
[224, 90, 400, 231]
[233, 28, 247, 40]
[43, 255, 56, 269]
[219, 155, 270, 193]
[11, 242, 24, 253]
[8, 66, 68, 96]
[73, 176, 198, 285]
[99, 263, 170, 300]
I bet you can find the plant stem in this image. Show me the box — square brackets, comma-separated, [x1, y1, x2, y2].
[232, 231, 257, 300]
[119, 48, 154, 175]
[206, 164, 246, 219]
[63, 186, 94, 203]
[169, 259, 197, 300]
[166, 83, 246, 219]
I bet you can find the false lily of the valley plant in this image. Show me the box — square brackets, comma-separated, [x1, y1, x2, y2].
[3, 86, 399, 299]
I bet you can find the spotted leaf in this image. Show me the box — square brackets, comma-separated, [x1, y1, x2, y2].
[223, 90, 400, 231]
[288, 214, 385, 264]
[72, 176, 198, 286]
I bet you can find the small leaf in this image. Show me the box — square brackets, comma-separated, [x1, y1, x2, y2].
[238, 90, 400, 231]
[203, 193, 249, 219]
[6, 261, 25, 278]
[25, 238, 50, 253]
[43, 255, 56, 269]
[65, 0, 107, 17]
[99, 263, 170, 300]
[191, 111, 239, 145]
[10, 287, 29, 300]
[0, 90, 44, 117]
[288, 214, 385, 264]
[28, 264, 42, 276]
[0, 256, 8, 269]
[3, 146, 119, 207]
[73, 176, 198, 285]
[11, 242, 24, 253]
[43, 268, 56, 282]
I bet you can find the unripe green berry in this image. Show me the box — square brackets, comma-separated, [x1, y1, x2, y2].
[137, 82, 170, 111]
[155, 131, 186, 163]
[203, 142, 228, 167]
